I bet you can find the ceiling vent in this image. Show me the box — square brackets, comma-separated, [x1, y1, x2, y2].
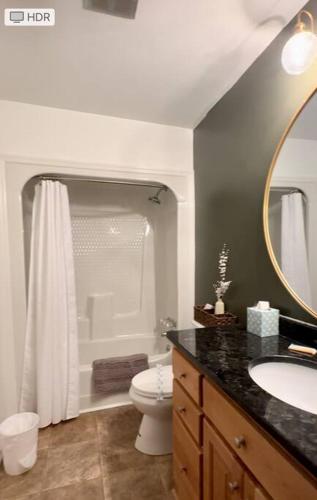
[84, 0, 138, 19]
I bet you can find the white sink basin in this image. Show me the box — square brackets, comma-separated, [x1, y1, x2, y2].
[249, 357, 317, 415]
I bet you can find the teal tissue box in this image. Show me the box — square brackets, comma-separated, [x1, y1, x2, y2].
[247, 307, 279, 337]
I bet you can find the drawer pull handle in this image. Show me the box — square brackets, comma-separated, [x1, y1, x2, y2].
[234, 436, 246, 448]
[228, 481, 239, 492]
[177, 406, 186, 413]
[179, 373, 187, 379]
[180, 466, 187, 473]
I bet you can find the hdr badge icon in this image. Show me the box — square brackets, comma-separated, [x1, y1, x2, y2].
[4, 9, 55, 26]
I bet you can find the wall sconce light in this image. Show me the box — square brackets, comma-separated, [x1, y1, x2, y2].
[282, 10, 317, 75]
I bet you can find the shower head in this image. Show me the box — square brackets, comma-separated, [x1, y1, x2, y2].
[149, 194, 161, 204]
[148, 186, 167, 205]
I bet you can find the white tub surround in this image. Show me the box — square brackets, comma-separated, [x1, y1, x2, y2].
[0, 101, 194, 419]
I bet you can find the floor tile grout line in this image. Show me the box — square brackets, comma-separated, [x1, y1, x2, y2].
[41, 477, 95, 494]
[38, 448, 49, 495]
[49, 437, 99, 448]
[96, 411, 108, 499]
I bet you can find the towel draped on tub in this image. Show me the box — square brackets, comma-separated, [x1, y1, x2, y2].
[92, 353, 149, 394]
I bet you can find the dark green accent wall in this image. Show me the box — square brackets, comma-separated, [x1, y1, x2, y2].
[194, 1, 317, 326]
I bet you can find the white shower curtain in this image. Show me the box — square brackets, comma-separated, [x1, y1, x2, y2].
[281, 192, 312, 307]
[20, 180, 79, 428]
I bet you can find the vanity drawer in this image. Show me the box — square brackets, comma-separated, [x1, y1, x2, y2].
[173, 410, 202, 499]
[203, 378, 317, 500]
[173, 349, 201, 405]
[174, 452, 199, 500]
[173, 379, 203, 445]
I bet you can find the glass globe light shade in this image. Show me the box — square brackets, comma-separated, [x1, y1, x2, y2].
[281, 30, 317, 75]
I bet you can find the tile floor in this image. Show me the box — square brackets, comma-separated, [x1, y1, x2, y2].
[0, 405, 174, 500]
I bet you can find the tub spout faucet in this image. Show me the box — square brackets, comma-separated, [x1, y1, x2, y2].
[159, 317, 177, 336]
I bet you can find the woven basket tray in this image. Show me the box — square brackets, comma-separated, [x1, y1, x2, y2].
[194, 305, 238, 327]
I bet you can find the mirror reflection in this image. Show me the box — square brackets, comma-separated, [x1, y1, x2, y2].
[267, 91, 317, 312]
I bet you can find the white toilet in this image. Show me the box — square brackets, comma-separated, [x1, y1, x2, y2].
[129, 364, 173, 455]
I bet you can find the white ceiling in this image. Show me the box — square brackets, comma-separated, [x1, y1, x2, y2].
[289, 92, 317, 141]
[0, 0, 307, 128]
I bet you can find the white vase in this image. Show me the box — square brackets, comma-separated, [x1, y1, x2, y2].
[215, 298, 225, 315]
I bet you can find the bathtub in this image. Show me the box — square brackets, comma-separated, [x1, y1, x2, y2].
[79, 333, 172, 412]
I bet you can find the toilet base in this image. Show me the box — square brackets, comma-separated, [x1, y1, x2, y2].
[135, 414, 172, 455]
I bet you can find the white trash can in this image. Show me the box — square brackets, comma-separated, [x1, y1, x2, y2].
[0, 412, 40, 476]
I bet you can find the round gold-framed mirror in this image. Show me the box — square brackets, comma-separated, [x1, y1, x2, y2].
[263, 87, 317, 319]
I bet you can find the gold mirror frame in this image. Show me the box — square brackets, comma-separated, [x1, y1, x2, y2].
[263, 87, 317, 319]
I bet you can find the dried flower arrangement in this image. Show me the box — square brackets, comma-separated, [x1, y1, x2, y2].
[194, 242, 237, 325]
[213, 243, 232, 301]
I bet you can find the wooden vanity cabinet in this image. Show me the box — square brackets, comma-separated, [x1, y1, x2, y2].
[172, 349, 317, 500]
[173, 378, 203, 444]
[243, 474, 271, 500]
[203, 418, 270, 500]
[173, 348, 201, 405]
[203, 419, 243, 499]
[173, 411, 202, 500]
[172, 349, 203, 499]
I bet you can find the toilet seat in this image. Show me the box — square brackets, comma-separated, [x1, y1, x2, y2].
[131, 365, 173, 399]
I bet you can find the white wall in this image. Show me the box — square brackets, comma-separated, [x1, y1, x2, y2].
[0, 100, 192, 172]
[0, 100, 194, 421]
[274, 138, 317, 178]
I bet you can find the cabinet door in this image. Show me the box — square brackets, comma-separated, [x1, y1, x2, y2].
[243, 473, 271, 500]
[174, 411, 201, 500]
[204, 419, 243, 500]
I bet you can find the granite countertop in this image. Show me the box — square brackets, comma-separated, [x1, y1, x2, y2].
[167, 326, 317, 478]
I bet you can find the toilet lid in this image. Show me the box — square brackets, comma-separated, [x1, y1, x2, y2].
[132, 365, 173, 399]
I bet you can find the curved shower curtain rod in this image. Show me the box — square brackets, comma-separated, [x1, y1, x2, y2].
[270, 186, 307, 202]
[38, 175, 168, 191]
